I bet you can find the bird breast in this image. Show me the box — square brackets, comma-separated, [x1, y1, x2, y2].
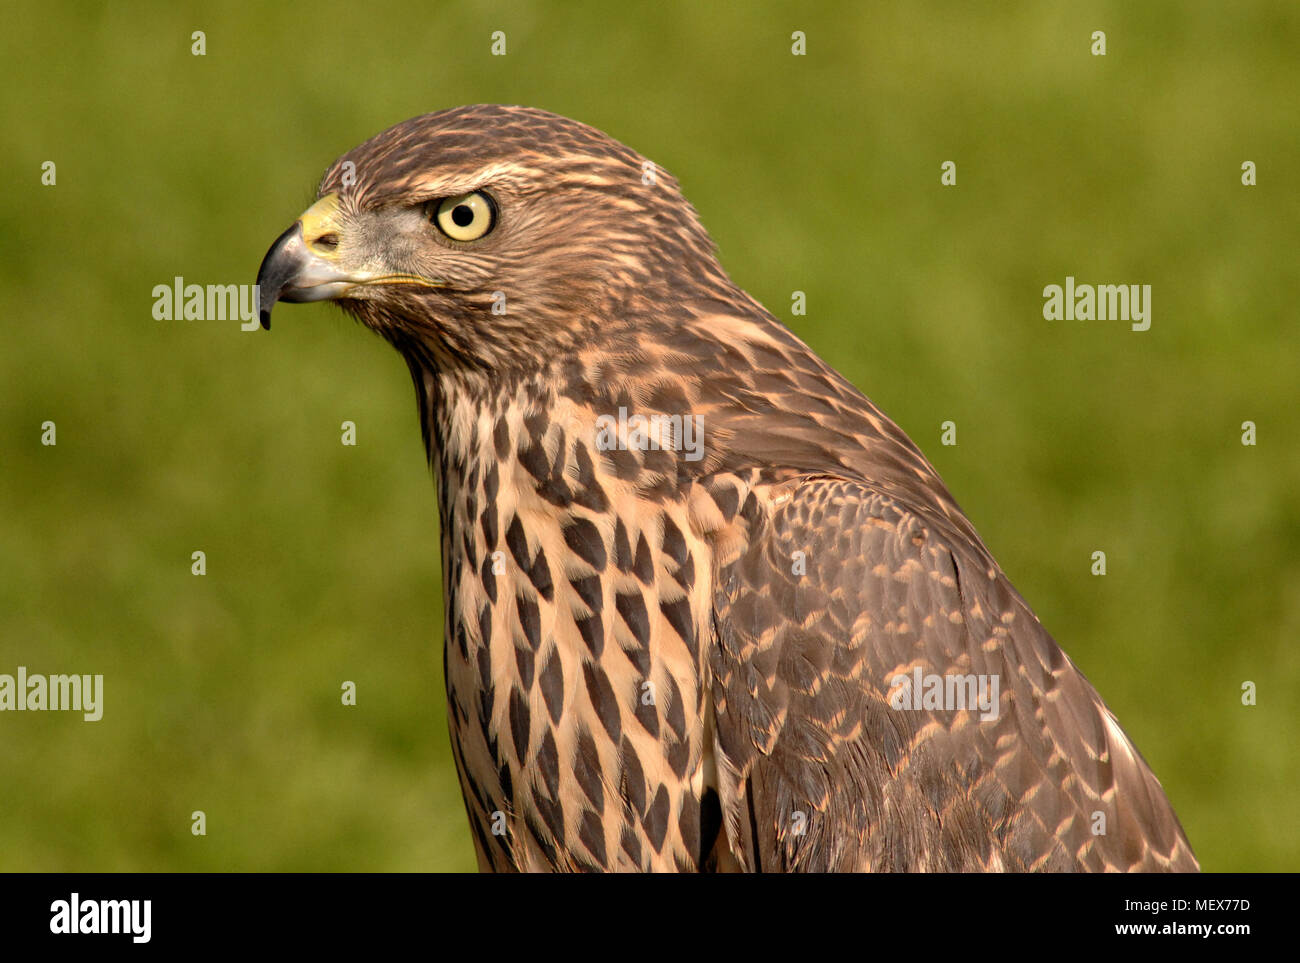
[433, 384, 721, 870]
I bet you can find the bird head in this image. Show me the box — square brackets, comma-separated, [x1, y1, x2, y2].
[256, 105, 722, 374]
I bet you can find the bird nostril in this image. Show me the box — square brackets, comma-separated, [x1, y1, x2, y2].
[312, 233, 340, 252]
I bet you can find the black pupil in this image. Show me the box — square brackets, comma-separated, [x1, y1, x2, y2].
[451, 204, 475, 227]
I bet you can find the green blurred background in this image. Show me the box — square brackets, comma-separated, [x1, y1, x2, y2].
[2, 1, 1296, 871]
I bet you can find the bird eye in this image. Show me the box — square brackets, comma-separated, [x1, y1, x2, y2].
[431, 192, 495, 241]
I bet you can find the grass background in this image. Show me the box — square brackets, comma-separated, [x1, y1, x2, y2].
[1, 0, 1296, 871]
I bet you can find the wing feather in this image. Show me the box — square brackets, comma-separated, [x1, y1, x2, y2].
[709, 474, 1198, 872]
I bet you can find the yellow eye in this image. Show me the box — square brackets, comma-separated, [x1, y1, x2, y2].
[432, 191, 495, 241]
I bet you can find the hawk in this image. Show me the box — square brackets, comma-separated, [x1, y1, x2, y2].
[256, 105, 1198, 872]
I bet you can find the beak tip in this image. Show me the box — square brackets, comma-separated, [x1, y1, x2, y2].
[256, 221, 305, 334]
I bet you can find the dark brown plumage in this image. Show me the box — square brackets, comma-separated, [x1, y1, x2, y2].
[257, 104, 1198, 872]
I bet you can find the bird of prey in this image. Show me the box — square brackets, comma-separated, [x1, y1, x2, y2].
[256, 104, 1198, 872]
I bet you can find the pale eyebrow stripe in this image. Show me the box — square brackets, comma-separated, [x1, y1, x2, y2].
[403, 161, 551, 199]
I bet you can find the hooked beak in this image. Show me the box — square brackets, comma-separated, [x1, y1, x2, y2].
[255, 193, 354, 330]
